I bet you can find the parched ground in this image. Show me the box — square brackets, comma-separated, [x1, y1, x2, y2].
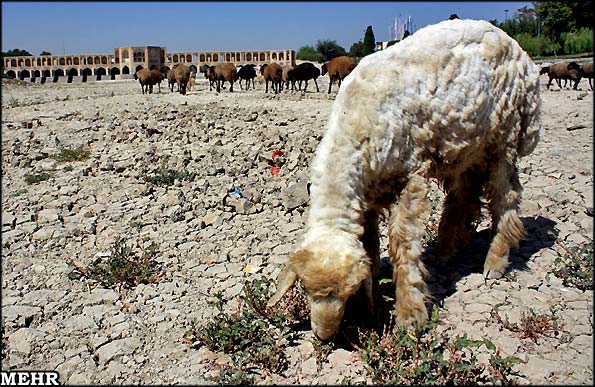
[1, 74, 593, 385]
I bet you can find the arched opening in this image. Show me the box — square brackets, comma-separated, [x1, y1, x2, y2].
[41, 58, 47, 66]
[259, 53, 265, 61]
[10, 59, 16, 67]
[59, 58, 65, 66]
[149, 64, 157, 70]
[18, 58, 24, 66]
[33, 70, 41, 77]
[37, 58, 42, 66]
[135, 65, 144, 73]
[246, 53, 252, 61]
[186, 54, 192, 62]
[25, 58, 31, 66]
[95, 67, 106, 80]
[101, 56, 108, 64]
[110, 67, 120, 80]
[226, 53, 231, 61]
[82, 68, 92, 82]
[122, 66, 130, 74]
[189, 64, 197, 74]
[53, 68, 64, 82]
[66, 57, 72, 65]
[200, 54, 206, 62]
[19, 69, 30, 80]
[279, 52, 285, 60]
[213, 54, 219, 62]
[67, 68, 78, 83]
[173, 54, 179, 62]
[6, 70, 16, 78]
[87, 56, 94, 65]
[94, 56, 100, 64]
[74, 57, 80, 65]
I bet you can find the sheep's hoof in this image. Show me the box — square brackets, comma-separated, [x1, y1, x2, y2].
[483, 268, 504, 280]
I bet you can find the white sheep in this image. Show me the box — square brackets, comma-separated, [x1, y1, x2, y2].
[268, 19, 541, 340]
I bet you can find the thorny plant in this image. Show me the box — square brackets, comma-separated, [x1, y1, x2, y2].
[491, 305, 564, 344]
[24, 171, 51, 185]
[67, 238, 161, 289]
[553, 239, 593, 291]
[355, 306, 522, 385]
[144, 167, 196, 187]
[51, 145, 91, 162]
[184, 278, 309, 384]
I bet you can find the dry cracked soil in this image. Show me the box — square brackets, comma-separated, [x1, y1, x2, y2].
[1, 73, 593, 385]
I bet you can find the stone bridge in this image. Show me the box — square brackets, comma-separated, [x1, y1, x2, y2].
[2, 46, 296, 83]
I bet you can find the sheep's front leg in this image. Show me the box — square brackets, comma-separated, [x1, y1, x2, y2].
[361, 210, 380, 315]
[437, 170, 483, 259]
[484, 159, 525, 279]
[388, 174, 430, 327]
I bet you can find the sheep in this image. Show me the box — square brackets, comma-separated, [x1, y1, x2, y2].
[281, 65, 293, 91]
[212, 62, 239, 93]
[167, 68, 177, 92]
[540, 62, 581, 90]
[237, 64, 257, 90]
[287, 62, 321, 92]
[261, 62, 283, 94]
[321, 55, 357, 94]
[175, 64, 191, 95]
[134, 68, 164, 94]
[267, 19, 541, 341]
[579, 62, 593, 91]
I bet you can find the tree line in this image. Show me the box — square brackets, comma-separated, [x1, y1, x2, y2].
[297, 1, 592, 63]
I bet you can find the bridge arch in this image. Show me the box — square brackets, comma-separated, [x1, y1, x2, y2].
[19, 69, 30, 79]
[6, 70, 16, 78]
[189, 64, 197, 73]
[67, 68, 78, 76]
[135, 65, 143, 73]
[122, 66, 130, 74]
[53, 69, 65, 77]
[109, 67, 120, 80]
[32, 70, 41, 77]
[42, 69, 51, 77]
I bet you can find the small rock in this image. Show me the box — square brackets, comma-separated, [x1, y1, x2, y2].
[282, 180, 310, 211]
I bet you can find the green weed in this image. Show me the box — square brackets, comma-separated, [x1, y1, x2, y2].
[144, 168, 196, 187]
[553, 240, 593, 291]
[51, 145, 91, 162]
[24, 171, 51, 184]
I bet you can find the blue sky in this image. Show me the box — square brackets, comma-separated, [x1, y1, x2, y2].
[2, 1, 532, 56]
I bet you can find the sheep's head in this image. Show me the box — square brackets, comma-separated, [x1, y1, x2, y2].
[539, 66, 549, 75]
[321, 63, 328, 76]
[268, 238, 371, 340]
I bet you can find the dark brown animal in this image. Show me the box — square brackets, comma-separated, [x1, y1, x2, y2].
[321, 56, 357, 94]
[261, 63, 282, 94]
[213, 63, 238, 93]
[579, 62, 593, 91]
[175, 64, 191, 95]
[167, 67, 177, 92]
[287, 62, 321, 92]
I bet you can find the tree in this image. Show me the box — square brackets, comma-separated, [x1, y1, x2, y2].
[349, 41, 364, 58]
[40, 51, 52, 56]
[315, 40, 347, 62]
[534, 2, 575, 43]
[449, 14, 459, 20]
[1, 48, 32, 57]
[403, 30, 410, 39]
[362, 26, 376, 56]
[296, 45, 324, 62]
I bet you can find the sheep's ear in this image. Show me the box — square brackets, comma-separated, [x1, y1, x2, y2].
[267, 264, 298, 308]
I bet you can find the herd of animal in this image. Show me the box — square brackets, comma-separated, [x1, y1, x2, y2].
[540, 60, 594, 90]
[134, 55, 359, 96]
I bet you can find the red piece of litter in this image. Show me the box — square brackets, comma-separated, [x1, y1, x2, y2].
[272, 150, 284, 159]
[271, 166, 280, 176]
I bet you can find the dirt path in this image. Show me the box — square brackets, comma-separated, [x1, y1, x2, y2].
[1, 75, 593, 384]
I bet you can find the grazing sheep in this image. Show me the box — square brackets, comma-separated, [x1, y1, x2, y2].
[237, 64, 257, 90]
[287, 62, 321, 92]
[212, 62, 239, 93]
[540, 62, 581, 90]
[175, 64, 191, 95]
[167, 68, 177, 92]
[261, 62, 283, 94]
[579, 62, 593, 91]
[321, 55, 357, 94]
[281, 65, 293, 91]
[135, 69, 165, 94]
[268, 19, 541, 340]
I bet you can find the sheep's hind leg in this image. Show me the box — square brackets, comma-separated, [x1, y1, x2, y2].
[388, 174, 430, 327]
[483, 159, 525, 279]
[436, 170, 483, 260]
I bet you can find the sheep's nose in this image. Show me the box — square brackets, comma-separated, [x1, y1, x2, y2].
[311, 321, 337, 341]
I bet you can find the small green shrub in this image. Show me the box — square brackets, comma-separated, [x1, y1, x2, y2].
[492, 306, 563, 343]
[553, 240, 593, 291]
[184, 279, 309, 383]
[144, 168, 196, 187]
[51, 145, 91, 162]
[357, 306, 521, 385]
[68, 238, 161, 288]
[24, 171, 51, 185]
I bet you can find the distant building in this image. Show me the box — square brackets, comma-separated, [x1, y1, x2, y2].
[2, 45, 296, 83]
